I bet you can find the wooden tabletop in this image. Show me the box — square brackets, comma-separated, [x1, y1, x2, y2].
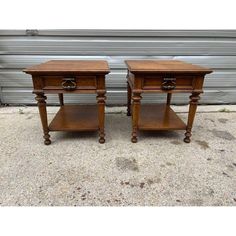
[24, 60, 110, 74]
[125, 60, 212, 74]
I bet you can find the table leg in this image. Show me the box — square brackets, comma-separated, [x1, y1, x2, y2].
[184, 92, 200, 143]
[127, 81, 131, 116]
[58, 93, 64, 106]
[35, 93, 51, 145]
[97, 91, 106, 144]
[166, 93, 172, 106]
[131, 92, 142, 143]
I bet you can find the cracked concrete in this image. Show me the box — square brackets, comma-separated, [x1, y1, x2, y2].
[0, 105, 236, 206]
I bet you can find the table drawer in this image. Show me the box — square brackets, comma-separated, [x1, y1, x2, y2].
[42, 75, 97, 90]
[142, 75, 194, 91]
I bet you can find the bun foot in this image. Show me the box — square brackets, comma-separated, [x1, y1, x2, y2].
[131, 137, 137, 143]
[183, 137, 191, 143]
[44, 139, 51, 145]
[43, 134, 51, 145]
[99, 137, 105, 144]
[184, 130, 191, 143]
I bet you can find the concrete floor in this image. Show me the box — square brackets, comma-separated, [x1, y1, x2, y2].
[0, 105, 236, 206]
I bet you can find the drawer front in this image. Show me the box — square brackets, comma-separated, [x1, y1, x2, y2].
[142, 75, 194, 91]
[42, 75, 97, 91]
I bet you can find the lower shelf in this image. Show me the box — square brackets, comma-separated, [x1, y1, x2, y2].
[138, 104, 186, 130]
[49, 105, 99, 131]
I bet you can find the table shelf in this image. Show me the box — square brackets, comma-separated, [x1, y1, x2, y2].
[49, 105, 99, 131]
[138, 104, 186, 130]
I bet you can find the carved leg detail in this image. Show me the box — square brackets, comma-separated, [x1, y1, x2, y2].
[43, 134, 51, 145]
[131, 93, 142, 143]
[131, 132, 138, 143]
[35, 93, 51, 145]
[127, 81, 131, 116]
[97, 92, 106, 144]
[184, 128, 191, 143]
[58, 93, 64, 106]
[184, 92, 200, 143]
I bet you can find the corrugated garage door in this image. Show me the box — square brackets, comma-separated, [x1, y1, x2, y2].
[0, 30, 236, 105]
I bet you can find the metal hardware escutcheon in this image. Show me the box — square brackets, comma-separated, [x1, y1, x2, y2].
[62, 78, 76, 91]
[161, 78, 176, 90]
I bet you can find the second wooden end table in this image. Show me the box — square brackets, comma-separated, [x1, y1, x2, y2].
[125, 60, 212, 143]
[24, 60, 110, 144]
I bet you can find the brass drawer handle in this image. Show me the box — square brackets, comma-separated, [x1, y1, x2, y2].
[161, 78, 176, 90]
[62, 78, 76, 91]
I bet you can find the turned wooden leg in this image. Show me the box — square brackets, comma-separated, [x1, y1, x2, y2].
[131, 92, 142, 143]
[35, 93, 51, 145]
[166, 93, 172, 106]
[97, 91, 106, 144]
[184, 92, 200, 143]
[127, 81, 131, 116]
[58, 93, 64, 106]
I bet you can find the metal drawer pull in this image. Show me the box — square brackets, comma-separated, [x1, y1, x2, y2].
[161, 78, 176, 90]
[62, 78, 76, 91]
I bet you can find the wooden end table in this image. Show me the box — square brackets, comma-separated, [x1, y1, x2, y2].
[24, 60, 110, 145]
[125, 60, 212, 143]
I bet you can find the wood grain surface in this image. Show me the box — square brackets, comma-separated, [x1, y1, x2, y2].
[125, 60, 212, 73]
[24, 60, 110, 74]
